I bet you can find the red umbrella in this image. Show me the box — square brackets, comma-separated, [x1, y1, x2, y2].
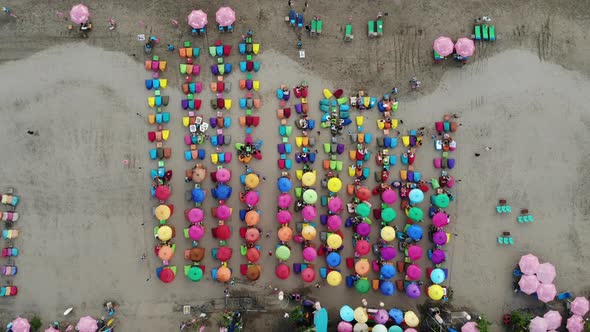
[155, 186, 171, 201]
[160, 268, 175, 283]
[302, 267, 316, 283]
[217, 246, 232, 262]
[245, 228, 260, 243]
[356, 187, 371, 201]
[275, 263, 290, 280]
[246, 248, 260, 263]
[355, 240, 371, 256]
[213, 225, 231, 240]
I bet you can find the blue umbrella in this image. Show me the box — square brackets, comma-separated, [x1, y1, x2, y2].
[326, 252, 341, 267]
[278, 177, 292, 192]
[339, 305, 354, 322]
[212, 184, 232, 200]
[191, 188, 205, 203]
[406, 224, 423, 241]
[430, 268, 446, 284]
[388, 308, 403, 324]
[380, 264, 396, 279]
[380, 280, 395, 296]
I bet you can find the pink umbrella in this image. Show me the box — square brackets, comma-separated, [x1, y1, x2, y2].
[215, 168, 231, 183]
[433, 36, 454, 57]
[405, 329, 418, 332]
[571, 297, 589, 316]
[188, 208, 204, 223]
[536, 262, 556, 284]
[432, 212, 448, 228]
[518, 275, 540, 295]
[567, 315, 584, 332]
[188, 10, 208, 29]
[328, 197, 344, 213]
[277, 193, 293, 208]
[543, 310, 562, 330]
[356, 222, 371, 237]
[406, 264, 422, 280]
[461, 322, 479, 332]
[216, 205, 231, 220]
[45, 328, 59, 332]
[244, 191, 259, 206]
[70, 4, 90, 24]
[76, 316, 98, 332]
[327, 215, 342, 231]
[537, 283, 557, 303]
[338, 321, 353, 332]
[277, 210, 292, 224]
[188, 225, 204, 240]
[302, 246, 317, 261]
[11, 318, 30, 332]
[216, 7, 236, 26]
[302, 205, 317, 221]
[519, 254, 540, 275]
[529, 317, 547, 332]
[381, 189, 397, 204]
[455, 37, 475, 57]
[407, 245, 423, 261]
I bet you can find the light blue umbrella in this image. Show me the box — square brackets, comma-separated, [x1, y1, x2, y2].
[430, 268, 446, 284]
[340, 305, 354, 322]
[388, 326, 403, 332]
[409, 189, 424, 204]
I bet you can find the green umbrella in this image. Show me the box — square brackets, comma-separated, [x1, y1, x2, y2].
[302, 189, 318, 204]
[433, 194, 450, 208]
[188, 266, 203, 282]
[381, 208, 396, 223]
[408, 207, 423, 221]
[356, 202, 371, 217]
[355, 278, 370, 294]
[276, 245, 291, 260]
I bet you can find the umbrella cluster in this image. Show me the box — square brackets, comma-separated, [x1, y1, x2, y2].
[239, 170, 263, 281]
[516, 254, 558, 303]
[338, 306, 419, 332]
[433, 36, 476, 63]
[209, 167, 234, 283]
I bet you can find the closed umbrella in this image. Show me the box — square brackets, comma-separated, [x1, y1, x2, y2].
[302, 268, 316, 283]
[408, 189, 424, 204]
[155, 186, 171, 201]
[381, 207, 396, 223]
[278, 177, 292, 192]
[431, 249, 446, 264]
[158, 245, 174, 261]
[215, 205, 231, 220]
[277, 193, 292, 208]
[381, 246, 396, 260]
[461, 322, 479, 332]
[430, 268, 446, 284]
[155, 205, 171, 220]
[406, 283, 421, 298]
[327, 233, 343, 249]
[380, 264, 396, 279]
[277, 210, 292, 224]
[455, 37, 476, 57]
[529, 317, 547, 332]
[245, 228, 260, 243]
[275, 245, 291, 260]
[76, 316, 98, 332]
[433, 36, 454, 57]
[406, 225, 423, 241]
[302, 226, 317, 240]
[355, 279, 370, 293]
[70, 4, 90, 24]
[381, 226, 396, 242]
[428, 285, 444, 300]
[381, 189, 397, 204]
[355, 260, 370, 276]
[338, 321, 353, 332]
[245, 211, 260, 226]
[301, 172, 317, 186]
[543, 310, 562, 330]
[380, 280, 395, 296]
[536, 262, 556, 283]
[566, 315, 584, 332]
[327, 252, 341, 267]
[246, 265, 261, 281]
[303, 189, 318, 204]
[217, 266, 231, 282]
[356, 187, 371, 201]
[404, 311, 419, 327]
[244, 191, 259, 206]
[356, 222, 371, 236]
[157, 225, 173, 241]
[327, 271, 342, 286]
[188, 266, 203, 282]
[432, 212, 448, 227]
[355, 203, 371, 217]
[354, 307, 368, 324]
[355, 240, 371, 256]
[11, 317, 31, 332]
[188, 208, 204, 223]
[407, 245, 423, 260]
[215, 168, 231, 182]
[571, 297, 589, 316]
[406, 264, 422, 280]
[328, 215, 343, 231]
[433, 194, 450, 208]
[246, 248, 260, 262]
[518, 275, 540, 295]
[245, 173, 260, 189]
[217, 246, 232, 262]
[302, 205, 317, 220]
[519, 254, 540, 275]
[328, 197, 344, 212]
[327, 177, 343, 192]
[278, 226, 293, 242]
[432, 231, 447, 245]
[388, 309, 403, 324]
[215, 6, 236, 26]
[340, 305, 354, 322]
[303, 246, 318, 261]
[373, 325, 387, 332]
[537, 283, 557, 303]
[407, 207, 423, 221]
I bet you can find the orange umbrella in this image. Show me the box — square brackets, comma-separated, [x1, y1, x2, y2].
[355, 259, 370, 276]
[278, 226, 293, 242]
[158, 245, 174, 260]
[247, 265, 261, 281]
[217, 266, 231, 282]
[245, 211, 260, 226]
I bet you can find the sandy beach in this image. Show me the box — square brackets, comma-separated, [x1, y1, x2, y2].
[1, 0, 590, 331]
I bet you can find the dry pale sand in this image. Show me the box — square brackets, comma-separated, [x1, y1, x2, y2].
[0, 43, 589, 331]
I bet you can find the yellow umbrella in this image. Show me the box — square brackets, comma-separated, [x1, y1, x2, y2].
[326, 270, 342, 286]
[327, 177, 342, 193]
[157, 225, 173, 241]
[380, 226, 396, 242]
[404, 311, 419, 327]
[301, 225, 317, 241]
[245, 173, 260, 189]
[155, 205, 171, 220]
[327, 234, 343, 249]
[353, 307, 368, 324]
[428, 285, 444, 300]
[301, 172, 316, 187]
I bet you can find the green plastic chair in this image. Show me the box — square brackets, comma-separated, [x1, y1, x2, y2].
[482, 24, 489, 40]
[489, 26, 496, 41]
[497, 236, 504, 244]
[474, 25, 482, 40]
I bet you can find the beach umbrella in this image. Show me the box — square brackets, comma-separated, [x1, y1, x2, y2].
[433, 194, 450, 208]
[406, 283, 421, 298]
[406, 264, 422, 280]
[461, 322, 479, 332]
[213, 224, 231, 240]
[433, 36, 454, 57]
[245, 173, 260, 189]
[302, 226, 317, 240]
[245, 211, 260, 226]
[355, 240, 371, 256]
[327, 271, 343, 286]
[45, 328, 59, 332]
[11, 317, 31, 332]
[536, 262, 556, 284]
[157, 225, 173, 241]
[275, 245, 291, 261]
[244, 191, 259, 206]
[215, 205, 231, 220]
[543, 310, 562, 330]
[188, 266, 203, 281]
[408, 207, 423, 221]
[529, 317, 547, 332]
[431, 249, 446, 264]
[381, 246, 396, 260]
[381, 189, 397, 204]
[327, 177, 343, 193]
[373, 325, 387, 332]
[303, 189, 318, 204]
[278, 193, 293, 208]
[212, 184, 232, 200]
[518, 275, 540, 295]
[455, 37, 476, 57]
[70, 4, 90, 24]
[388, 326, 403, 332]
[217, 246, 232, 262]
[158, 245, 174, 261]
[381, 226, 396, 242]
[340, 305, 355, 322]
[537, 283, 557, 303]
[571, 297, 589, 316]
[381, 207, 397, 223]
[404, 311, 419, 327]
[188, 10, 208, 29]
[380, 280, 395, 296]
[356, 222, 371, 237]
[328, 197, 344, 212]
[215, 168, 231, 183]
[278, 177, 292, 192]
[302, 205, 317, 221]
[155, 186, 171, 201]
[338, 321, 353, 332]
[245, 228, 260, 243]
[278, 226, 293, 242]
[519, 254, 540, 275]
[354, 307, 368, 323]
[432, 231, 447, 245]
[189, 247, 204, 262]
[428, 285, 444, 300]
[405, 329, 418, 332]
[303, 246, 318, 262]
[406, 225, 423, 241]
[389, 309, 404, 324]
[215, 6, 236, 26]
[407, 245, 423, 261]
[566, 315, 584, 332]
[327, 233, 343, 249]
[247, 265, 261, 281]
[356, 187, 371, 201]
[246, 248, 260, 262]
[355, 260, 370, 276]
[355, 278, 370, 293]
[217, 266, 231, 282]
[191, 188, 205, 204]
[432, 212, 448, 228]
[327, 252, 341, 267]
[353, 323, 369, 332]
[155, 205, 171, 220]
[160, 268, 175, 283]
[355, 203, 371, 217]
[408, 189, 424, 204]
[302, 267, 316, 283]
[380, 264, 396, 279]
[328, 215, 343, 231]
[301, 172, 317, 186]
[188, 208, 204, 223]
[276, 210, 292, 224]
[76, 316, 98, 332]
[430, 268, 446, 284]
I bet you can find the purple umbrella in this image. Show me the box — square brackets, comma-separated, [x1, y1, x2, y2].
[328, 197, 344, 213]
[302, 205, 317, 221]
[277, 210, 292, 224]
[356, 222, 371, 237]
[381, 189, 397, 204]
[518, 275, 540, 295]
[302, 246, 317, 262]
[432, 212, 448, 228]
[406, 264, 422, 280]
[244, 191, 259, 206]
[405, 283, 421, 298]
[188, 208, 204, 223]
[277, 193, 293, 209]
[374, 309, 389, 324]
[432, 231, 447, 245]
[216, 204, 231, 220]
[407, 245, 423, 261]
[327, 215, 343, 231]
[431, 249, 446, 264]
[188, 225, 204, 240]
[380, 246, 396, 260]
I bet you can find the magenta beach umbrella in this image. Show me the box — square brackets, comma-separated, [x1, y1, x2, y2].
[244, 191, 259, 206]
[519, 254, 540, 275]
[302, 205, 317, 221]
[380, 246, 396, 260]
[188, 225, 204, 240]
[432, 231, 447, 245]
[518, 275, 540, 295]
[571, 297, 590, 316]
[407, 245, 423, 261]
[277, 193, 293, 208]
[432, 212, 448, 228]
[381, 189, 397, 204]
[188, 208, 204, 223]
[455, 37, 475, 57]
[567, 315, 585, 332]
[277, 210, 292, 224]
[431, 249, 446, 264]
[405, 283, 421, 298]
[536, 262, 556, 284]
[327, 215, 343, 231]
[406, 264, 422, 280]
[302, 246, 317, 261]
[216, 204, 231, 220]
[528, 317, 547, 332]
[328, 197, 344, 213]
[215, 168, 231, 183]
[375, 309, 389, 324]
[537, 283, 557, 303]
[355, 240, 371, 256]
[543, 310, 562, 330]
[70, 4, 90, 24]
[433, 36, 454, 57]
[216, 6, 236, 26]
[356, 222, 371, 237]
[188, 10, 208, 29]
